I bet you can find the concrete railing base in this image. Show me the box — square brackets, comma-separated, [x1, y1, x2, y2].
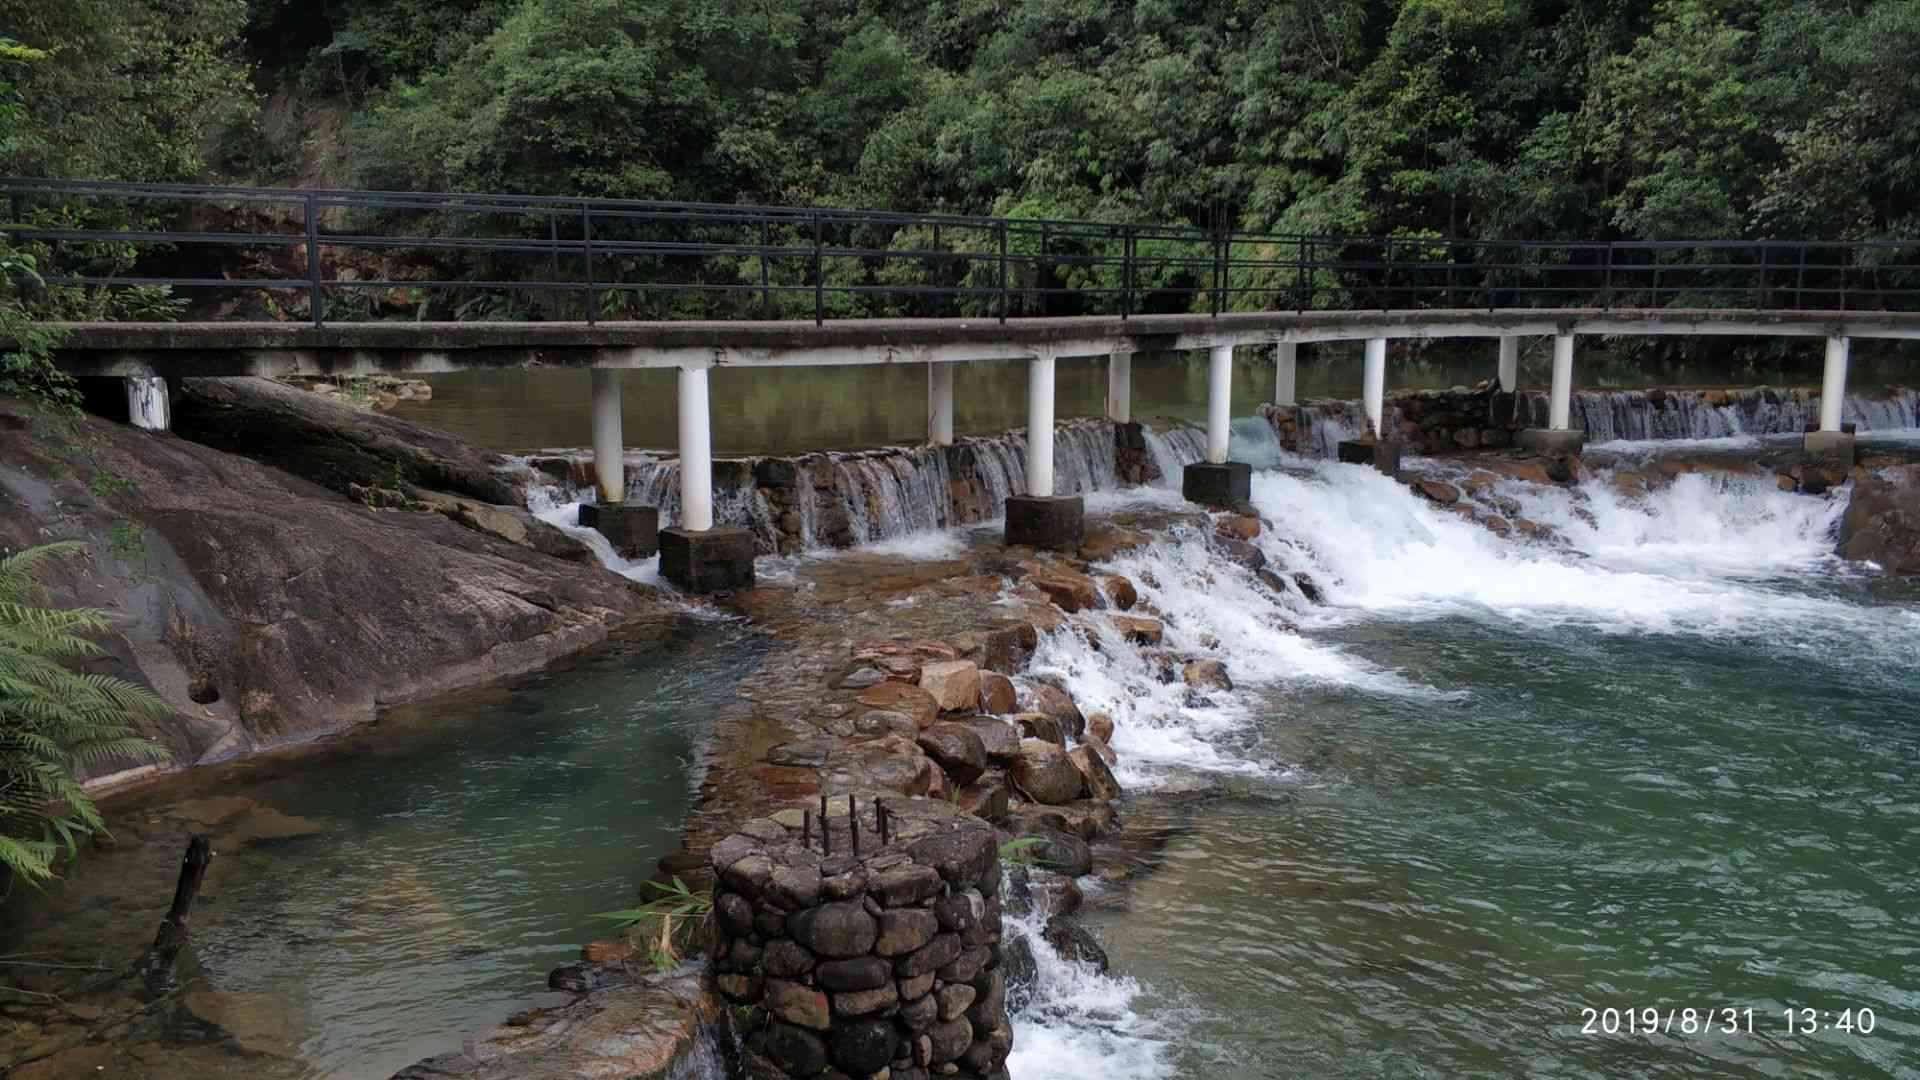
[661, 526, 756, 593]
[1337, 439, 1403, 477]
[1182, 461, 1251, 507]
[1803, 428, 1857, 469]
[578, 502, 659, 559]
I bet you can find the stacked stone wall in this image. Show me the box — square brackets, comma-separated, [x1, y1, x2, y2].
[710, 799, 1013, 1080]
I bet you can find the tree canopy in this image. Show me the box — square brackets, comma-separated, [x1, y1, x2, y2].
[9, 0, 1920, 243]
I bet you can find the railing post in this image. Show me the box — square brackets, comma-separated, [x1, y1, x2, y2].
[1297, 236, 1308, 312]
[1211, 227, 1225, 317]
[997, 222, 1009, 324]
[1839, 244, 1849, 311]
[1796, 244, 1808, 310]
[582, 202, 597, 325]
[1755, 243, 1768, 310]
[305, 192, 323, 328]
[759, 217, 772, 317]
[1601, 242, 1614, 310]
[1121, 226, 1134, 320]
[812, 212, 824, 326]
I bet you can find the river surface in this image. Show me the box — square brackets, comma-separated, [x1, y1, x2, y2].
[389, 345, 1919, 454]
[1004, 449, 1920, 1080]
[0, 619, 761, 1079]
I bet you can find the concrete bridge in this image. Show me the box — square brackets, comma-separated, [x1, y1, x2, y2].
[10, 178, 1913, 590]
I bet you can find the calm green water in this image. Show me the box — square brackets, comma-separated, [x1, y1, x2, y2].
[0, 619, 761, 1079]
[389, 343, 1915, 455]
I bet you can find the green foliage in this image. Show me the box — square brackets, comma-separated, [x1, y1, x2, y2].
[0, 543, 170, 884]
[0, 1, 256, 181]
[999, 835, 1051, 868]
[591, 876, 713, 972]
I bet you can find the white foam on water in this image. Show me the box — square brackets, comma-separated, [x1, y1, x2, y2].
[1245, 459, 1891, 648]
[526, 491, 667, 588]
[1003, 908, 1179, 1080]
[1585, 434, 1766, 455]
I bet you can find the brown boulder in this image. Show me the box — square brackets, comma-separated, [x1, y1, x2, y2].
[1183, 659, 1233, 691]
[1030, 567, 1102, 613]
[1110, 614, 1164, 645]
[978, 670, 1018, 713]
[1068, 745, 1122, 801]
[918, 723, 990, 786]
[964, 718, 1022, 764]
[920, 659, 982, 713]
[982, 621, 1039, 674]
[1012, 712, 1065, 746]
[1011, 739, 1086, 805]
[1087, 711, 1115, 744]
[1098, 574, 1139, 610]
[1413, 479, 1461, 505]
[856, 682, 939, 729]
[1021, 681, 1086, 738]
[1215, 515, 1261, 541]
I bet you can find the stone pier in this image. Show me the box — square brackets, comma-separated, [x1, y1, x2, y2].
[710, 798, 1013, 1080]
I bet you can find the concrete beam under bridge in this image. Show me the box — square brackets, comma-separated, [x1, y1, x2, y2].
[38, 308, 1920, 380]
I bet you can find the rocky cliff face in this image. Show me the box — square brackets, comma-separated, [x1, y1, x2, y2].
[0, 397, 675, 777]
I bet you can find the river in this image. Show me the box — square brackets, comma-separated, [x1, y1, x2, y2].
[1004, 445, 1920, 1079]
[0, 619, 762, 1079]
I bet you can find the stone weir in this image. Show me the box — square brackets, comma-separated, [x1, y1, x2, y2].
[1264, 385, 1920, 456]
[709, 799, 1013, 1080]
[515, 420, 1208, 555]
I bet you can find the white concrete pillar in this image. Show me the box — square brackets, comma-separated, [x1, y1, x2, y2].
[1206, 343, 1233, 464]
[1106, 351, 1132, 424]
[1497, 336, 1519, 393]
[1549, 334, 1575, 430]
[1026, 355, 1056, 496]
[677, 365, 714, 532]
[1363, 338, 1387, 438]
[590, 368, 624, 504]
[1820, 335, 1850, 432]
[928, 362, 954, 446]
[126, 376, 170, 432]
[1274, 341, 1297, 407]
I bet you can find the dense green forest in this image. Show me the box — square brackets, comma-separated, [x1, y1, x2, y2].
[6, 0, 1920, 243]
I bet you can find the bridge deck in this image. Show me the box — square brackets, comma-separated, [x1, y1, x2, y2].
[39, 308, 1920, 379]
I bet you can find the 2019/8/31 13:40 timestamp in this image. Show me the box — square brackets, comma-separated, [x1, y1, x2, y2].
[1579, 1007, 1878, 1036]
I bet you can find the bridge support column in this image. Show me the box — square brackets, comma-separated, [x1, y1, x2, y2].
[1107, 351, 1132, 423]
[1517, 333, 1585, 455]
[1497, 336, 1518, 393]
[126, 375, 170, 432]
[1805, 335, 1857, 468]
[578, 369, 659, 559]
[1274, 341, 1297, 407]
[1184, 343, 1252, 506]
[1006, 354, 1083, 550]
[1337, 338, 1400, 476]
[661, 364, 754, 592]
[928, 362, 954, 446]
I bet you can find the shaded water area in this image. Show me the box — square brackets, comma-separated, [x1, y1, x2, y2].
[0, 619, 762, 1079]
[390, 345, 1920, 455]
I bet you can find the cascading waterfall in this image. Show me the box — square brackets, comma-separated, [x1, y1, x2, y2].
[508, 419, 1207, 557]
[1537, 386, 1920, 441]
[1273, 387, 1919, 456]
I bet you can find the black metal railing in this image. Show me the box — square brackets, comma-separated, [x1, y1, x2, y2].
[5, 177, 1920, 328]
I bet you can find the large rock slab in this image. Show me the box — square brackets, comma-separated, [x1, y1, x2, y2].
[0, 399, 666, 768]
[1839, 472, 1920, 573]
[1010, 739, 1084, 805]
